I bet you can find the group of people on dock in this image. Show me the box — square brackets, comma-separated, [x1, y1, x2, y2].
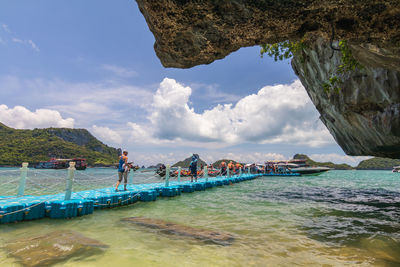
[115, 152, 248, 190]
[188, 156, 244, 182]
[219, 161, 243, 176]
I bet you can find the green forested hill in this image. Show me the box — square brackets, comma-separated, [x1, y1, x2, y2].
[0, 123, 119, 166]
[356, 157, 400, 170]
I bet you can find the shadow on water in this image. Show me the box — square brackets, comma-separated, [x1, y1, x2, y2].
[254, 186, 400, 266]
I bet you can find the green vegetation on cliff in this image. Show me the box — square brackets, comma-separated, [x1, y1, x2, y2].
[260, 39, 306, 62]
[0, 123, 119, 166]
[261, 39, 363, 93]
[293, 154, 353, 170]
[356, 157, 400, 170]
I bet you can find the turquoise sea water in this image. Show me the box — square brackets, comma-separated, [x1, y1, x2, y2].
[1, 168, 400, 266]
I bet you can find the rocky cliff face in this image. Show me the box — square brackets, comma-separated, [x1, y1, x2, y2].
[135, 0, 400, 158]
[48, 128, 93, 147]
[46, 128, 118, 156]
[136, 0, 400, 68]
[292, 38, 400, 158]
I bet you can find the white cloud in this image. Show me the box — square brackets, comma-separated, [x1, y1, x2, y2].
[11, 37, 23, 43]
[0, 76, 154, 126]
[128, 122, 150, 142]
[28, 40, 39, 52]
[11, 38, 40, 52]
[0, 104, 74, 129]
[91, 125, 122, 144]
[48, 82, 153, 125]
[148, 78, 334, 147]
[0, 24, 39, 52]
[204, 86, 242, 103]
[101, 64, 137, 78]
[190, 82, 242, 104]
[309, 153, 372, 166]
[131, 152, 177, 166]
[199, 151, 286, 165]
[127, 122, 177, 145]
[1, 23, 10, 33]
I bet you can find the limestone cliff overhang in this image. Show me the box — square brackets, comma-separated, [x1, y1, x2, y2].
[135, 0, 400, 68]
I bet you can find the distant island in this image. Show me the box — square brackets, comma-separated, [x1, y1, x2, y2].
[356, 157, 400, 170]
[172, 156, 207, 168]
[295, 154, 400, 170]
[147, 163, 164, 169]
[0, 123, 119, 167]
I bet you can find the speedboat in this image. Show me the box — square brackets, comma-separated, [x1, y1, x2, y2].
[265, 159, 330, 176]
[287, 159, 330, 176]
[392, 166, 400, 173]
[289, 166, 331, 176]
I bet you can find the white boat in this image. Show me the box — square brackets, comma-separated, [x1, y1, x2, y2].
[290, 166, 331, 176]
[287, 159, 331, 176]
[392, 166, 400, 173]
[265, 159, 331, 176]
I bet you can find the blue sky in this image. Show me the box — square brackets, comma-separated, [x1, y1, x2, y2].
[0, 0, 369, 166]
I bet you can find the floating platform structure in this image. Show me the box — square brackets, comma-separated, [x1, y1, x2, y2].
[0, 163, 300, 224]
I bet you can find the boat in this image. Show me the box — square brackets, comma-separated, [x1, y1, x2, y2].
[289, 166, 331, 176]
[35, 158, 87, 170]
[392, 166, 400, 173]
[287, 159, 330, 176]
[265, 159, 330, 176]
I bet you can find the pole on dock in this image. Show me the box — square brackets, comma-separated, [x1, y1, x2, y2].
[204, 165, 208, 181]
[177, 166, 181, 183]
[165, 164, 170, 187]
[128, 168, 134, 184]
[17, 162, 29, 196]
[65, 162, 75, 200]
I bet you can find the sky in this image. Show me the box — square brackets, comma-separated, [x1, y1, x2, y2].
[0, 0, 370, 166]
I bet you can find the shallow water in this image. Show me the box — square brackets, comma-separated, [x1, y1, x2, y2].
[1, 169, 400, 266]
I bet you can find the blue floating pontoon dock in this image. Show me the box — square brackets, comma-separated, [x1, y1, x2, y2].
[0, 171, 300, 224]
[0, 174, 259, 224]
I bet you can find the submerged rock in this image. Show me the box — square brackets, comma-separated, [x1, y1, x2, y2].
[4, 230, 108, 267]
[121, 216, 234, 245]
[360, 236, 400, 265]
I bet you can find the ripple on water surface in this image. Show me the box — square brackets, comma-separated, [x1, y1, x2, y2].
[0, 169, 400, 266]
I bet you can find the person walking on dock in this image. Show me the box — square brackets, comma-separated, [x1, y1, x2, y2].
[116, 150, 129, 191]
[220, 161, 227, 176]
[228, 161, 235, 177]
[235, 162, 241, 175]
[189, 154, 198, 183]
